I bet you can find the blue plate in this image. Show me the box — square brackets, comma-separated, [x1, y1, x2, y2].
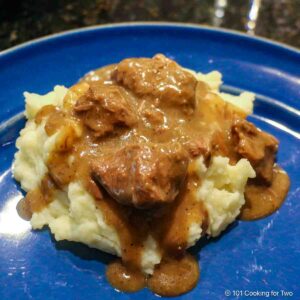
[0, 23, 299, 300]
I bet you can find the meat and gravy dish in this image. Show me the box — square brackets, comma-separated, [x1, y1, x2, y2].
[13, 54, 290, 296]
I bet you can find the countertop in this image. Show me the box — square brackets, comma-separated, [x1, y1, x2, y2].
[0, 0, 299, 51]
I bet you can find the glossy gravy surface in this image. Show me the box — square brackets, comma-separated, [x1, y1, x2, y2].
[240, 166, 290, 220]
[18, 55, 290, 296]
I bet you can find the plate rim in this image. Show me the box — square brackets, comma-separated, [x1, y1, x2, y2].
[0, 21, 299, 58]
[1, 21, 300, 300]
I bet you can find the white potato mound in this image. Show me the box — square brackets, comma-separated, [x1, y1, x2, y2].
[195, 71, 255, 115]
[13, 69, 256, 274]
[195, 157, 255, 237]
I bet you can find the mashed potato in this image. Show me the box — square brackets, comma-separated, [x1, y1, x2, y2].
[196, 71, 255, 115]
[187, 69, 255, 115]
[195, 157, 255, 237]
[13, 70, 255, 274]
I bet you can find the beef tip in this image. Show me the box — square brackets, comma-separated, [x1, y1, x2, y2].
[91, 84, 137, 126]
[185, 139, 210, 159]
[74, 100, 93, 112]
[232, 120, 278, 184]
[74, 84, 137, 137]
[142, 106, 168, 132]
[92, 145, 139, 204]
[113, 54, 197, 109]
[92, 144, 189, 209]
[74, 87, 95, 112]
[133, 144, 188, 208]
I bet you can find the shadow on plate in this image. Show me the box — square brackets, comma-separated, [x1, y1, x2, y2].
[51, 233, 114, 265]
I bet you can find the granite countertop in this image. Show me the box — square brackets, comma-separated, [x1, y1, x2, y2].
[0, 0, 299, 51]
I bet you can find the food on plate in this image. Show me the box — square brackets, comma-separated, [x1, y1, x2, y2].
[13, 54, 290, 296]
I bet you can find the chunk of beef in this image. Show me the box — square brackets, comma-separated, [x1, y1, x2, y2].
[92, 144, 188, 208]
[232, 120, 278, 184]
[142, 106, 168, 133]
[113, 54, 197, 109]
[185, 139, 210, 159]
[92, 145, 139, 205]
[74, 84, 137, 137]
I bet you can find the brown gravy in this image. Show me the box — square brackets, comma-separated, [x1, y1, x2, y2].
[95, 193, 148, 269]
[107, 253, 199, 297]
[148, 253, 199, 297]
[18, 174, 57, 220]
[18, 54, 290, 296]
[106, 260, 146, 293]
[240, 166, 290, 220]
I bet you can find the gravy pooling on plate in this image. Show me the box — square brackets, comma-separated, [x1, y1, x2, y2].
[17, 54, 290, 296]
